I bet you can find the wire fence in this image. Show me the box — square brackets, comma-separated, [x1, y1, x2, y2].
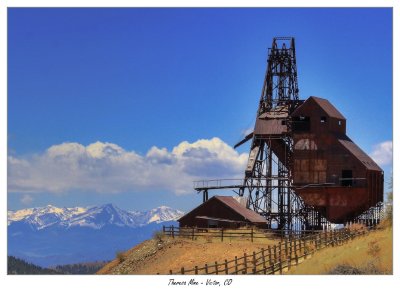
[162, 227, 368, 275]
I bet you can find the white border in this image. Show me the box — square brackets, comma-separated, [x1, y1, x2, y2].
[1, 1, 397, 291]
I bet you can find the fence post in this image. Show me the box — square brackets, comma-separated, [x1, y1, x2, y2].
[288, 256, 291, 271]
[285, 240, 288, 257]
[169, 269, 173, 275]
[314, 235, 318, 251]
[299, 239, 303, 254]
[172, 225, 175, 239]
[192, 227, 195, 241]
[221, 228, 224, 242]
[215, 261, 219, 275]
[205, 263, 208, 275]
[225, 259, 228, 275]
[252, 251, 257, 274]
[274, 245, 277, 263]
[295, 253, 298, 265]
[268, 246, 272, 265]
[234, 256, 238, 274]
[271, 262, 275, 275]
[279, 242, 283, 260]
[195, 266, 198, 275]
[261, 248, 266, 274]
[324, 231, 328, 247]
[293, 237, 297, 256]
[244, 253, 247, 274]
[318, 233, 322, 250]
[181, 267, 184, 274]
[251, 228, 254, 243]
[337, 229, 340, 246]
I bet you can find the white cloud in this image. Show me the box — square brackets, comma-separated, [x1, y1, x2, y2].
[241, 127, 253, 137]
[20, 194, 33, 205]
[8, 138, 248, 196]
[370, 140, 392, 167]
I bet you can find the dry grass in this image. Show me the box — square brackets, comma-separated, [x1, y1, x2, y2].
[98, 233, 281, 274]
[286, 226, 392, 275]
[99, 224, 393, 275]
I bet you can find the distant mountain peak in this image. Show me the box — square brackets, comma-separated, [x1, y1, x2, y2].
[8, 204, 184, 230]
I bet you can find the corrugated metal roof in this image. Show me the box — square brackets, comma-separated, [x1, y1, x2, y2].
[309, 96, 346, 119]
[291, 96, 346, 120]
[214, 196, 267, 223]
[178, 195, 267, 224]
[338, 138, 382, 171]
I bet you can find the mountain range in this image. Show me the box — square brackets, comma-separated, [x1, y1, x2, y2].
[8, 204, 183, 267]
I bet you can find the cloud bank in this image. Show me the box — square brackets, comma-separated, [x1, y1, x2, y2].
[370, 140, 392, 167]
[8, 138, 248, 195]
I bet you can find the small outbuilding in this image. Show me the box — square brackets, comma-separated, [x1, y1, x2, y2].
[178, 195, 267, 228]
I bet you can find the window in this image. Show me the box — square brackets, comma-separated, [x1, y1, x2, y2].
[320, 116, 327, 123]
[341, 170, 353, 186]
[338, 120, 342, 126]
[293, 116, 310, 131]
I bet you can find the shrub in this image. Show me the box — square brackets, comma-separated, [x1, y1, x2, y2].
[153, 230, 165, 242]
[116, 251, 126, 263]
[367, 240, 380, 257]
[204, 233, 213, 243]
[328, 264, 364, 275]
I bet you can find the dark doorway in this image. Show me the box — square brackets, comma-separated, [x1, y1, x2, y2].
[293, 116, 310, 131]
[341, 170, 353, 186]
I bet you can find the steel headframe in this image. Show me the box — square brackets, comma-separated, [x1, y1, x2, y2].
[239, 37, 328, 231]
[258, 37, 300, 116]
[194, 37, 381, 230]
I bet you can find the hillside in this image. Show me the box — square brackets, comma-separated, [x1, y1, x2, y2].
[98, 231, 280, 274]
[51, 261, 108, 274]
[286, 225, 392, 275]
[8, 256, 61, 275]
[98, 225, 392, 275]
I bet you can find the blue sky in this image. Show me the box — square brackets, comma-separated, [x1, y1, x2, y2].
[7, 8, 392, 212]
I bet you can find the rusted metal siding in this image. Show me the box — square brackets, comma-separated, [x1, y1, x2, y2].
[178, 196, 267, 228]
[296, 187, 370, 223]
[254, 119, 287, 136]
[291, 96, 383, 223]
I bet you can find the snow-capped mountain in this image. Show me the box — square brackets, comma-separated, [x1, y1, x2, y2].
[8, 203, 183, 267]
[8, 204, 184, 230]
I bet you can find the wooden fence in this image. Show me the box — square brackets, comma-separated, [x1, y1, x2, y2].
[164, 227, 367, 275]
[162, 226, 323, 242]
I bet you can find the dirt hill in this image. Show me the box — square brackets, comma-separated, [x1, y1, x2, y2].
[97, 225, 392, 275]
[97, 231, 280, 274]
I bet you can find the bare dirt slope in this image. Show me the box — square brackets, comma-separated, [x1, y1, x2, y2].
[98, 235, 279, 275]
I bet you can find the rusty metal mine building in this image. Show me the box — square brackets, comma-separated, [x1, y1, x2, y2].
[291, 96, 383, 223]
[178, 196, 267, 228]
[191, 37, 383, 230]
